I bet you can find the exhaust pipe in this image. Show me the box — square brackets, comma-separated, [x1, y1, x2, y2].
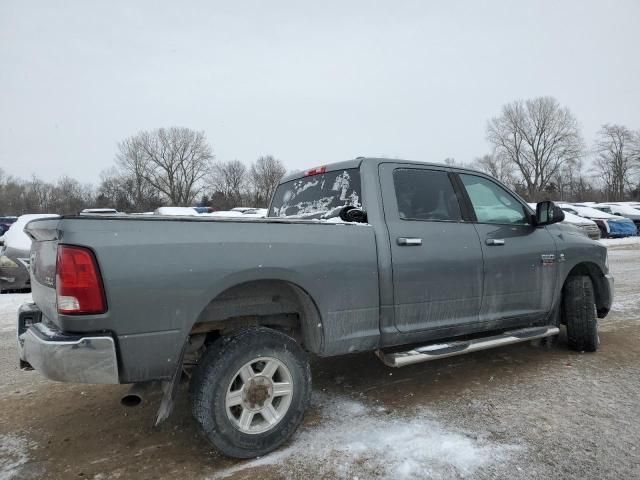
[121, 382, 150, 407]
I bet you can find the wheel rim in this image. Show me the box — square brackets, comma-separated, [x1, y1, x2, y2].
[225, 356, 294, 435]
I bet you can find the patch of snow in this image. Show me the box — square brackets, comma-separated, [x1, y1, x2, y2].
[242, 208, 268, 218]
[0, 293, 31, 333]
[210, 395, 520, 480]
[598, 237, 640, 247]
[321, 217, 368, 225]
[2, 214, 59, 252]
[205, 211, 245, 217]
[0, 434, 35, 479]
[154, 207, 200, 216]
[557, 203, 618, 220]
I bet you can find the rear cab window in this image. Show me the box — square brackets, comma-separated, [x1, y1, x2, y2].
[269, 168, 362, 218]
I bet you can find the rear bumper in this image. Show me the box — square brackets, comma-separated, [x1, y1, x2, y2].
[17, 303, 119, 384]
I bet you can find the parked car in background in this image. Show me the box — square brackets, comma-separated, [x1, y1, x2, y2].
[0, 214, 59, 292]
[192, 207, 213, 214]
[80, 208, 121, 215]
[558, 203, 637, 238]
[0, 216, 17, 237]
[594, 204, 640, 230]
[154, 206, 201, 216]
[530, 204, 600, 240]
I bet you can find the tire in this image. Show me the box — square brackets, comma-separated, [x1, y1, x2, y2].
[191, 327, 311, 458]
[562, 275, 598, 352]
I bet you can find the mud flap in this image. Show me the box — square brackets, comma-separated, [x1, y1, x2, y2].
[154, 339, 188, 426]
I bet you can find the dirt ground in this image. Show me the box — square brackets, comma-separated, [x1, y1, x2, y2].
[1, 244, 640, 479]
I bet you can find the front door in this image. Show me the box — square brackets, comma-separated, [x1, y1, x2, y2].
[380, 164, 484, 333]
[456, 173, 558, 323]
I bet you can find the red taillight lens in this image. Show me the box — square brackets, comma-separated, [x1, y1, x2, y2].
[56, 245, 106, 315]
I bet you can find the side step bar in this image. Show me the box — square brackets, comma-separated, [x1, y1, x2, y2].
[376, 326, 560, 368]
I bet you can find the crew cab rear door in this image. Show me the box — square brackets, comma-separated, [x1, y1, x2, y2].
[380, 163, 484, 333]
[454, 172, 558, 324]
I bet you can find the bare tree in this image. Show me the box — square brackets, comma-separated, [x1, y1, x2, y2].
[24, 175, 54, 212]
[592, 124, 640, 201]
[470, 154, 515, 186]
[249, 155, 286, 207]
[117, 127, 213, 205]
[487, 97, 584, 201]
[210, 160, 247, 208]
[49, 176, 94, 214]
[98, 167, 163, 212]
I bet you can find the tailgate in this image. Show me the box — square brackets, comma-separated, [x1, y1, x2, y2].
[25, 218, 61, 324]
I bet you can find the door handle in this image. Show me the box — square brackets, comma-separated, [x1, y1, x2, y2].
[486, 239, 505, 246]
[397, 237, 422, 246]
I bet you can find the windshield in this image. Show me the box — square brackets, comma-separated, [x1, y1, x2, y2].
[269, 169, 362, 218]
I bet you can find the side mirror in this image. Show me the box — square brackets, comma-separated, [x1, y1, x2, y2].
[339, 206, 368, 223]
[535, 201, 565, 226]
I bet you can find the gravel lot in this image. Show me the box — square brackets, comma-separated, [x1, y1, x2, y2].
[1, 241, 639, 479]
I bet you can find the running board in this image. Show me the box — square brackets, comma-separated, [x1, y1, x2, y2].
[376, 326, 560, 368]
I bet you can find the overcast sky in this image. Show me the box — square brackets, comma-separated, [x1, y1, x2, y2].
[1, 0, 639, 184]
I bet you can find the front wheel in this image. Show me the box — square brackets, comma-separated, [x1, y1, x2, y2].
[191, 327, 311, 458]
[562, 275, 599, 352]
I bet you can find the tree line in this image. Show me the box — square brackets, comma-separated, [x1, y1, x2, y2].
[1, 96, 640, 215]
[0, 127, 287, 215]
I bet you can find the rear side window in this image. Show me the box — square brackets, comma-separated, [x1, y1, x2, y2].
[460, 174, 528, 225]
[269, 169, 362, 218]
[393, 169, 462, 221]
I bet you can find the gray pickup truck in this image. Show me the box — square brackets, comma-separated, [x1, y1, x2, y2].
[17, 157, 613, 458]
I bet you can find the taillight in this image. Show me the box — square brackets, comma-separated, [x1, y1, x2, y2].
[304, 166, 326, 176]
[56, 245, 106, 315]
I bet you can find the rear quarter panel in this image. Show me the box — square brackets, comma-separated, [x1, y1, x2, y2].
[51, 217, 380, 381]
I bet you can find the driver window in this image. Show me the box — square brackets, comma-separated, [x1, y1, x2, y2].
[459, 174, 528, 225]
[393, 169, 462, 221]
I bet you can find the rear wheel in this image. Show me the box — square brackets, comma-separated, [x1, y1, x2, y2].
[191, 327, 311, 458]
[562, 275, 598, 352]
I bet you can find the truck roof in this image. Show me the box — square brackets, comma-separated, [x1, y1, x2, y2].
[278, 157, 482, 184]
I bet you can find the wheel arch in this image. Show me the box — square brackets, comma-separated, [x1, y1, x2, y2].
[562, 261, 610, 318]
[190, 278, 324, 354]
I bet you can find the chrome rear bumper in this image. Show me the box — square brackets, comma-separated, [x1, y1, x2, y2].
[17, 303, 119, 384]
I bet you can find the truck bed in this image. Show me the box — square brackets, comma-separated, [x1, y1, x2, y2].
[26, 215, 380, 382]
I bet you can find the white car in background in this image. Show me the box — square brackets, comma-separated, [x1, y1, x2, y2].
[0, 213, 59, 292]
[529, 204, 600, 240]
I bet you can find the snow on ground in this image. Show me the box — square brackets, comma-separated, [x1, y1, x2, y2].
[212, 394, 520, 480]
[0, 434, 36, 480]
[598, 236, 640, 247]
[0, 294, 31, 333]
